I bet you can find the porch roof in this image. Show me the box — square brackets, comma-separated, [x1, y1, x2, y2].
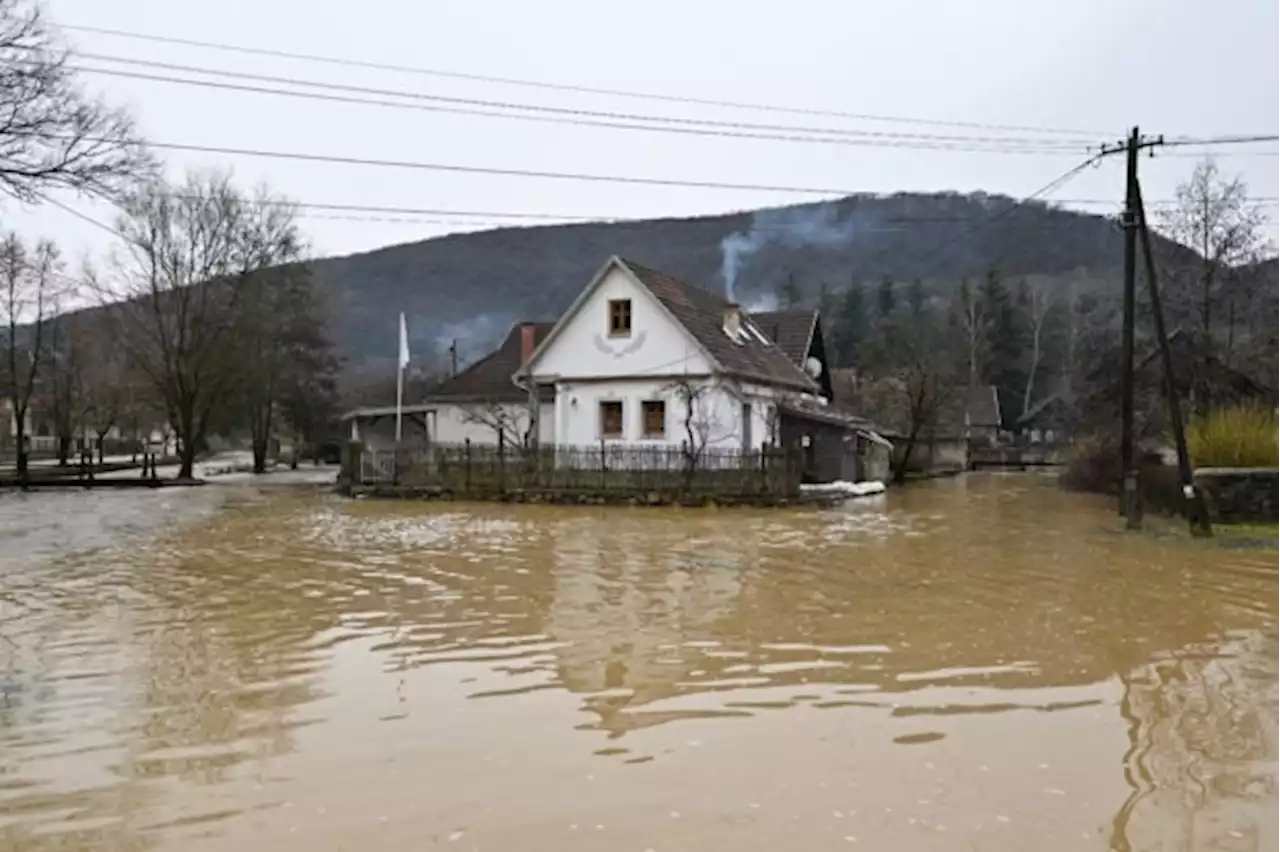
[777, 399, 893, 448]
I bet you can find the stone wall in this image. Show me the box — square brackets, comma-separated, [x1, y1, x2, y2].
[1193, 468, 1279, 524]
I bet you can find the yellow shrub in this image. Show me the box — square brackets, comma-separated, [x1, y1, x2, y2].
[1185, 406, 1279, 468]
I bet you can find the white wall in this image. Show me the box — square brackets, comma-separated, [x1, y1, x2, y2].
[554, 377, 778, 454]
[530, 265, 713, 380]
[431, 401, 555, 446]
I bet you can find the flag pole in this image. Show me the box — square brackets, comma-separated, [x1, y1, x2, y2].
[395, 312, 409, 444]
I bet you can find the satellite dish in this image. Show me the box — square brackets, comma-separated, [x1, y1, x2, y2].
[804, 356, 823, 378]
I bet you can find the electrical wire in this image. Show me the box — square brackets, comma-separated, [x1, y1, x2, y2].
[62, 22, 1107, 137]
[60, 63, 1093, 155]
[19, 133, 884, 195]
[58, 52, 1097, 149]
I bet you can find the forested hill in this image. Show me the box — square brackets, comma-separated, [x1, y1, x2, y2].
[313, 191, 1191, 366]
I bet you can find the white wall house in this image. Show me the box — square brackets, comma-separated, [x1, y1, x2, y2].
[343, 321, 555, 451]
[515, 256, 823, 458]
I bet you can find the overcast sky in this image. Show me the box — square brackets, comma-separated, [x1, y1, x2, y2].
[10, 0, 1279, 267]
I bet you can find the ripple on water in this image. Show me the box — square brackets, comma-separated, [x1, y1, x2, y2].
[0, 477, 1274, 851]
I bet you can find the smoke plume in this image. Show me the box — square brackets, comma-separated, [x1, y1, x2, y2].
[719, 202, 876, 302]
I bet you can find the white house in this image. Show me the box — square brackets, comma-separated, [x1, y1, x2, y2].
[345, 256, 888, 481]
[514, 255, 831, 458]
[343, 321, 556, 451]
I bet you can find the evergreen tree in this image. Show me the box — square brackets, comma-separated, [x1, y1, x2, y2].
[980, 267, 1027, 425]
[817, 281, 837, 319]
[876, 275, 896, 318]
[907, 278, 926, 315]
[831, 278, 866, 367]
[779, 272, 803, 309]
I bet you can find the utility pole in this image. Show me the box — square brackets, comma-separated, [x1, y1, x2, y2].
[1100, 127, 1163, 529]
[449, 339, 458, 377]
[1134, 178, 1213, 537]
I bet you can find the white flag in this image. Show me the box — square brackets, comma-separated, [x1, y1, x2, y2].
[398, 312, 410, 370]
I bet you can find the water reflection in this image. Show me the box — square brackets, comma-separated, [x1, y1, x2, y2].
[0, 475, 1273, 850]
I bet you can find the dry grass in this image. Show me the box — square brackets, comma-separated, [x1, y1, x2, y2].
[1185, 406, 1279, 468]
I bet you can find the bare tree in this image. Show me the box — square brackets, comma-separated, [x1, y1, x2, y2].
[460, 400, 531, 448]
[861, 310, 960, 483]
[230, 195, 314, 472]
[41, 311, 90, 465]
[1160, 158, 1272, 413]
[98, 171, 305, 480]
[952, 277, 987, 391]
[663, 376, 736, 471]
[1019, 276, 1057, 418]
[0, 0, 150, 202]
[0, 232, 58, 479]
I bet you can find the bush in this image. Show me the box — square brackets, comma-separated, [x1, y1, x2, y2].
[1060, 435, 1120, 494]
[1185, 406, 1279, 468]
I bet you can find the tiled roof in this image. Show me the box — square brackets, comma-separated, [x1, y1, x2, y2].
[618, 258, 817, 392]
[749, 310, 817, 365]
[425, 322, 555, 403]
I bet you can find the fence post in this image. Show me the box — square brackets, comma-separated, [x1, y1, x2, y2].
[600, 438, 607, 490]
[760, 440, 769, 492]
[464, 438, 472, 491]
[498, 429, 506, 494]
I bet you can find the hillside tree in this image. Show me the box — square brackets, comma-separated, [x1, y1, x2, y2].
[980, 268, 1026, 424]
[876, 275, 896, 319]
[778, 272, 802, 309]
[830, 277, 866, 367]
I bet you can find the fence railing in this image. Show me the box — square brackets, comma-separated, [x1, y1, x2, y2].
[351, 440, 802, 497]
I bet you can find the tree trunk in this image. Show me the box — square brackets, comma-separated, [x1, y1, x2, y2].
[892, 432, 919, 485]
[252, 438, 269, 474]
[56, 434, 71, 467]
[14, 420, 28, 482]
[176, 410, 196, 480]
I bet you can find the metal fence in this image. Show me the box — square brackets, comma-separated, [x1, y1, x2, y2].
[354, 440, 802, 496]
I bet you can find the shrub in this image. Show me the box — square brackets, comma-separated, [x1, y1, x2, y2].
[1185, 406, 1279, 468]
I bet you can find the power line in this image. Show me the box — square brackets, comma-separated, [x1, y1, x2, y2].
[61, 52, 1097, 149]
[61, 63, 1093, 155]
[1161, 134, 1279, 148]
[61, 22, 1108, 137]
[25, 134, 884, 195]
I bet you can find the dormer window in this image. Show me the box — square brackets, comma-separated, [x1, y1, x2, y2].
[608, 299, 632, 337]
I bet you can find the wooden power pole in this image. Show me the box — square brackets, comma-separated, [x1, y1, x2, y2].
[1120, 128, 1140, 525]
[1101, 127, 1164, 529]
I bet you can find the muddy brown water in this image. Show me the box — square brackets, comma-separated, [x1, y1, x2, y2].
[0, 474, 1275, 851]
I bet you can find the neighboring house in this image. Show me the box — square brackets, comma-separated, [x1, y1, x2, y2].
[343, 322, 555, 451]
[749, 309, 836, 400]
[751, 311, 891, 482]
[962, 385, 1002, 446]
[514, 256, 881, 482]
[852, 381, 1002, 475]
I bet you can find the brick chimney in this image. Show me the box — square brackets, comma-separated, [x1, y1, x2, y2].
[722, 304, 743, 340]
[520, 323, 537, 365]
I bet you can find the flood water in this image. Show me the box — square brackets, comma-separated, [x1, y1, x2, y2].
[0, 475, 1275, 851]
